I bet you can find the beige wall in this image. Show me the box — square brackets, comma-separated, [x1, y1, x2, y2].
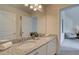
[0, 5, 31, 39]
[37, 13, 46, 34]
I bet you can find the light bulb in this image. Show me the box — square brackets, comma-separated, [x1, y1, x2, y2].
[30, 5, 33, 9]
[34, 8, 37, 11]
[38, 5, 42, 8]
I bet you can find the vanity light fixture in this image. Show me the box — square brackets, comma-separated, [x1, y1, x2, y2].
[38, 5, 42, 8]
[34, 8, 37, 11]
[24, 4, 42, 11]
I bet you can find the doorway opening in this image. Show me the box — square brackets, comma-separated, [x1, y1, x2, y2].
[59, 5, 79, 55]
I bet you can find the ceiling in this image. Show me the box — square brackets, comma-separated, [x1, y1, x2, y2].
[7, 4, 48, 14]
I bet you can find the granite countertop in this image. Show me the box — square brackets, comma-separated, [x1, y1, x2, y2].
[0, 35, 56, 55]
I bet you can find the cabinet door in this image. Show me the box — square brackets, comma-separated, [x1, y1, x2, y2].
[47, 39, 56, 55]
[29, 44, 47, 55]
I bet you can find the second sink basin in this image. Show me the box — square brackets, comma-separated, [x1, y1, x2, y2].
[16, 41, 36, 51]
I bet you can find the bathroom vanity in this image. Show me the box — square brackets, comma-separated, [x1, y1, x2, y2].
[0, 35, 57, 55]
[28, 36, 57, 55]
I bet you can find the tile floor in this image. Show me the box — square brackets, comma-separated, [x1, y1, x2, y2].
[59, 39, 79, 55]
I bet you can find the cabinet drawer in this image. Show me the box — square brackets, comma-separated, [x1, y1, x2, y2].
[29, 44, 47, 55]
[47, 39, 56, 55]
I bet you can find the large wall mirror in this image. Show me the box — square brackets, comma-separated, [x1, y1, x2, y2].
[22, 15, 38, 38]
[0, 11, 16, 40]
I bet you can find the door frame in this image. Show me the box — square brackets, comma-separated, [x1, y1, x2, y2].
[58, 4, 78, 54]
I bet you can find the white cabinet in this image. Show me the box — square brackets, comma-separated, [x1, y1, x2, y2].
[28, 38, 56, 55]
[29, 44, 47, 55]
[47, 39, 56, 55]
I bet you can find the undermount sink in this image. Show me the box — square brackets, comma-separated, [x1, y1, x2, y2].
[16, 37, 50, 51]
[16, 41, 36, 51]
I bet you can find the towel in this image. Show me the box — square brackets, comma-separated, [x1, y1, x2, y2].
[0, 41, 12, 50]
